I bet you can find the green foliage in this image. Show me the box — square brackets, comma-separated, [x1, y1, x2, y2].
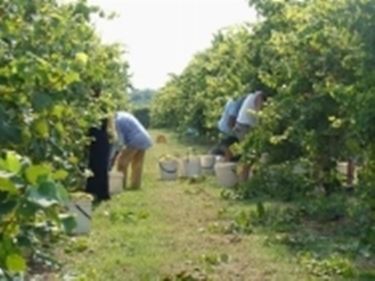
[151, 0, 375, 263]
[228, 210, 254, 234]
[0, 0, 130, 275]
[0, 0, 129, 187]
[64, 237, 90, 254]
[132, 107, 151, 129]
[299, 194, 349, 223]
[241, 0, 375, 193]
[222, 194, 373, 279]
[354, 161, 375, 248]
[0, 151, 74, 278]
[152, 0, 375, 192]
[151, 0, 374, 256]
[130, 88, 155, 107]
[238, 0, 375, 251]
[298, 252, 355, 279]
[162, 269, 209, 281]
[237, 162, 314, 201]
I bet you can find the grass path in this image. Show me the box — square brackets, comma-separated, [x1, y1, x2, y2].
[58, 130, 313, 281]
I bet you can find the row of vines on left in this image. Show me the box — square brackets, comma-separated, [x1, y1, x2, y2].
[0, 0, 129, 278]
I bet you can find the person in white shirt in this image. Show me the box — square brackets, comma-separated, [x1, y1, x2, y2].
[215, 97, 244, 161]
[234, 90, 266, 181]
[234, 91, 265, 140]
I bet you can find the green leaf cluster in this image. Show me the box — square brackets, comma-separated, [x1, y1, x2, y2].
[0, 0, 129, 187]
[0, 151, 74, 276]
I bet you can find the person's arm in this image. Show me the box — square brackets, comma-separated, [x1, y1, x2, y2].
[254, 94, 263, 111]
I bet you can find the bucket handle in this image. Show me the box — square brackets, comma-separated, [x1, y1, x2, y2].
[74, 203, 92, 220]
[159, 162, 177, 174]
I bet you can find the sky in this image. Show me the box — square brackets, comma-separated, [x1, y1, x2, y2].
[88, 0, 257, 90]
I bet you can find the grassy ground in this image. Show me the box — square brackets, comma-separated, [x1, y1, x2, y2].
[53, 130, 321, 281]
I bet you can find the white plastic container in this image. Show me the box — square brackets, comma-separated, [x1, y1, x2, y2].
[337, 162, 348, 175]
[68, 199, 92, 235]
[200, 154, 215, 175]
[186, 156, 201, 178]
[179, 157, 189, 178]
[214, 162, 238, 188]
[109, 171, 123, 194]
[159, 158, 178, 181]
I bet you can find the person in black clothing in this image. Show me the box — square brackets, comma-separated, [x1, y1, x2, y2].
[85, 86, 111, 201]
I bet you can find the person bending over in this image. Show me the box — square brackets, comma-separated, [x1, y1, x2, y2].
[234, 91, 266, 181]
[111, 111, 153, 189]
[216, 96, 245, 161]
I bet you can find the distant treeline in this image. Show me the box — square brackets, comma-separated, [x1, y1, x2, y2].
[130, 88, 155, 107]
[130, 88, 155, 128]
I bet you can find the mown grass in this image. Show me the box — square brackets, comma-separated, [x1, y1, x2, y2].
[52, 129, 323, 281]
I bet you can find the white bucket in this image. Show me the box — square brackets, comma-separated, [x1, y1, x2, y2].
[214, 162, 238, 188]
[337, 161, 358, 184]
[109, 171, 123, 194]
[179, 157, 189, 178]
[337, 162, 347, 175]
[200, 154, 215, 175]
[159, 159, 178, 181]
[186, 156, 201, 178]
[68, 200, 92, 235]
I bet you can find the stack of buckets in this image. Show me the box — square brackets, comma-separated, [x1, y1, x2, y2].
[158, 153, 238, 188]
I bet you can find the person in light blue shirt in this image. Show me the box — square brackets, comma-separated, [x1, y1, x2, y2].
[110, 111, 152, 189]
[218, 98, 239, 135]
[214, 96, 245, 161]
[116, 112, 152, 150]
